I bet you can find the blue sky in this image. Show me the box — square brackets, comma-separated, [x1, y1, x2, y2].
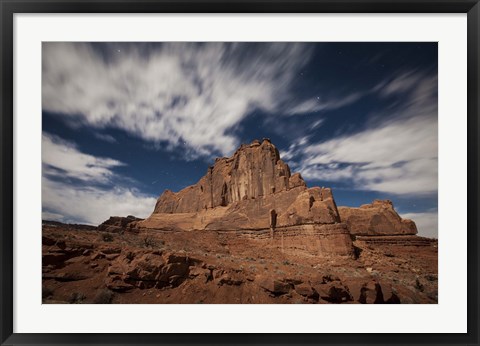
[42, 42, 438, 237]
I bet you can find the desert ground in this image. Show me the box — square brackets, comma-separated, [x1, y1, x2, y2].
[42, 221, 437, 304]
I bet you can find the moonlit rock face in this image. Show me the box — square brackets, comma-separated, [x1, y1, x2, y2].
[134, 139, 356, 256]
[144, 139, 344, 232]
[153, 139, 302, 213]
[338, 200, 418, 236]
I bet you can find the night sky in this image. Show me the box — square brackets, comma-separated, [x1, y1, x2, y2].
[42, 42, 438, 237]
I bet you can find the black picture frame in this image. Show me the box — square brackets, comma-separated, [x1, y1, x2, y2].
[1, 1, 479, 345]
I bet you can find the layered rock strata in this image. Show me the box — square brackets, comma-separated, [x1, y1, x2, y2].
[139, 139, 353, 256]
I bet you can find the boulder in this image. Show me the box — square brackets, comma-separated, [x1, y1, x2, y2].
[105, 251, 196, 290]
[315, 284, 353, 303]
[256, 276, 294, 295]
[217, 272, 244, 286]
[294, 283, 319, 300]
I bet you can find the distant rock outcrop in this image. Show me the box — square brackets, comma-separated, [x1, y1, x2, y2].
[42, 220, 97, 231]
[98, 215, 144, 233]
[338, 200, 417, 236]
[138, 139, 353, 257]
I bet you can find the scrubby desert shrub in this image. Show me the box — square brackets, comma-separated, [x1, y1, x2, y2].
[93, 289, 114, 304]
[126, 251, 135, 261]
[143, 235, 156, 248]
[100, 233, 114, 242]
[415, 277, 425, 292]
[69, 292, 86, 304]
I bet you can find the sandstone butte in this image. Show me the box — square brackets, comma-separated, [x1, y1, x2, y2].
[133, 138, 418, 257]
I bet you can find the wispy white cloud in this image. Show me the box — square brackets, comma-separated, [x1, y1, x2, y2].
[286, 69, 436, 118]
[94, 133, 117, 143]
[42, 133, 124, 183]
[285, 91, 364, 115]
[401, 211, 438, 238]
[310, 118, 325, 130]
[283, 70, 437, 196]
[43, 43, 324, 158]
[42, 177, 156, 225]
[42, 134, 156, 224]
[280, 136, 311, 161]
[374, 70, 424, 96]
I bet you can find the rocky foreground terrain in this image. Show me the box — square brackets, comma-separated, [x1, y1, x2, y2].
[42, 139, 437, 304]
[42, 221, 437, 304]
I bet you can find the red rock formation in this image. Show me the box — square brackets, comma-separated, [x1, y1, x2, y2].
[98, 215, 143, 233]
[338, 200, 417, 236]
[153, 138, 299, 214]
[139, 139, 353, 257]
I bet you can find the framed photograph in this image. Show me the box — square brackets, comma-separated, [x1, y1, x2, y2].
[1, 0, 479, 345]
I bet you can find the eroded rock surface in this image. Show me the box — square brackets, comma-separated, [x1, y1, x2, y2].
[139, 139, 352, 257]
[153, 139, 303, 213]
[42, 223, 438, 304]
[98, 215, 143, 233]
[143, 139, 339, 229]
[338, 200, 417, 236]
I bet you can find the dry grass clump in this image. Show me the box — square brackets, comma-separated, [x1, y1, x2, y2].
[69, 292, 86, 304]
[93, 289, 115, 304]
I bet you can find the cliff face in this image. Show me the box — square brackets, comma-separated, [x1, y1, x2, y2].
[153, 139, 305, 214]
[145, 139, 340, 230]
[338, 200, 418, 236]
[139, 139, 352, 256]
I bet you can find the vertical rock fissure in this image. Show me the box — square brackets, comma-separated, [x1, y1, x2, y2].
[209, 166, 214, 209]
[221, 182, 228, 206]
